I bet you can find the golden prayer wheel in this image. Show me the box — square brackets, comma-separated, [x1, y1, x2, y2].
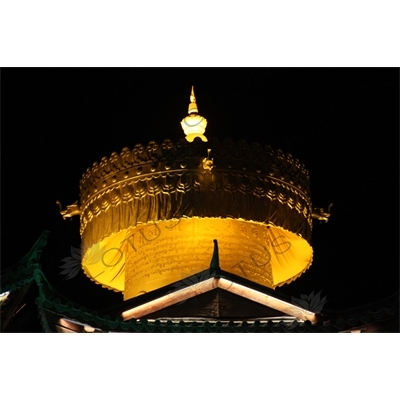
[76, 88, 314, 301]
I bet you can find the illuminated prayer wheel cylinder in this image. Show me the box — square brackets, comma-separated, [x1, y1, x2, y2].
[79, 138, 313, 300]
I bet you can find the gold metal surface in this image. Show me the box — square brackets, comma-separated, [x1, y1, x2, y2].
[68, 84, 317, 301]
[75, 136, 314, 297]
[202, 148, 214, 170]
[181, 86, 208, 142]
[188, 85, 198, 114]
[78, 138, 313, 257]
[82, 217, 312, 299]
[312, 203, 333, 222]
[56, 200, 81, 220]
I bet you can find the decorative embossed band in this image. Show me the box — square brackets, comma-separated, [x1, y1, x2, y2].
[80, 138, 312, 245]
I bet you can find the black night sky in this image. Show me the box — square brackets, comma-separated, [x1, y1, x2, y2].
[2, 68, 399, 317]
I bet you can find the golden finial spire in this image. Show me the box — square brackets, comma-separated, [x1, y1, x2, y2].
[188, 86, 198, 114]
[181, 86, 208, 142]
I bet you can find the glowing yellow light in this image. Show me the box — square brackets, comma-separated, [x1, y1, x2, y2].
[181, 86, 208, 142]
[82, 217, 312, 301]
[77, 90, 315, 305]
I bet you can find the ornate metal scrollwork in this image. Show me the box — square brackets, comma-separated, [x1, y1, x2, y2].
[56, 200, 81, 220]
[312, 203, 333, 222]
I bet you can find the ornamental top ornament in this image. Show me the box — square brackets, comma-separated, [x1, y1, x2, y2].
[180, 86, 208, 142]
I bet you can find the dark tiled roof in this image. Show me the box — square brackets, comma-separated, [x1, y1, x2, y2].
[1, 231, 50, 293]
[2, 231, 399, 333]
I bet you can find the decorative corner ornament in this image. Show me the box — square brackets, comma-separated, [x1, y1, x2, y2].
[311, 203, 333, 222]
[56, 200, 81, 220]
[180, 86, 208, 142]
